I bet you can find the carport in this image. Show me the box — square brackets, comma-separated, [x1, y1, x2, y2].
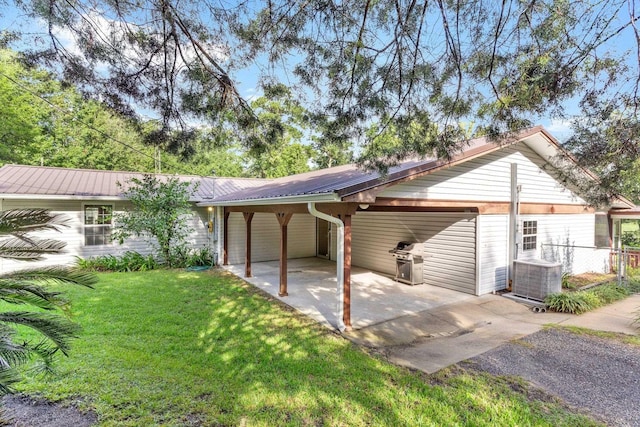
[216, 203, 482, 331]
[224, 257, 474, 330]
[199, 128, 578, 331]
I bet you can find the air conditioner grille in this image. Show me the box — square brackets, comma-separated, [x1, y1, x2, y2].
[513, 259, 562, 301]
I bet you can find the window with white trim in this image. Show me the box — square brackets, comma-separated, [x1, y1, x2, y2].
[84, 205, 113, 246]
[522, 220, 537, 251]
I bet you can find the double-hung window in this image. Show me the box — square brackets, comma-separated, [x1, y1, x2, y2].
[522, 220, 537, 251]
[84, 205, 113, 246]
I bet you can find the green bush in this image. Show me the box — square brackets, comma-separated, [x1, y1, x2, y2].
[77, 251, 158, 272]
[186, 246, 213, 267]
[591, 284, 628, 304]
[545, 292, 596, 314]
[627, 279, 640, 293]
[78, 247, 213, 271]
[165, 246, 214, 268]
[545, 283, 631, 314]
[561, 272, 575, 289]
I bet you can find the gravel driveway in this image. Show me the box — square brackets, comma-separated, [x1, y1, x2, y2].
[464, 328, 640, 427]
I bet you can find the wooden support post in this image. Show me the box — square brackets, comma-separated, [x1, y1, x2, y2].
[343, 213, 352, 329]
[276, 213, 293, 297]
[223, 210, 230, 265]
[243, 212, 254, 277]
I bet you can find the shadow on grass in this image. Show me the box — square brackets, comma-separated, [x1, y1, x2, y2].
[17, 269, 600, 426]
[191, 271, 594, 426]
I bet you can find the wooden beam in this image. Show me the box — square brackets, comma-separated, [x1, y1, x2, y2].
[276, 212, 293, 226]
[519, 203, 595, 214]
[375, 197, 493, 210]
[243, 212, 254, 277]
[276, 212, 293, 297]
[226, 204, 310, 214]
[225, 202, 360, 216]
[343, 214, 352, 329]
[373, 197, 595, 214]
[223, 210, 230, 265]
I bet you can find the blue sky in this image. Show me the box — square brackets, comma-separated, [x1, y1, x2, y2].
[2, 2, 638, 144]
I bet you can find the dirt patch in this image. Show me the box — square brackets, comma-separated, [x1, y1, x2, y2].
[565, 272, 616, 289]
[1, 394, 97, 427]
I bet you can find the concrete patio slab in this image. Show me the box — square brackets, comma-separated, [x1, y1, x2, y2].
[224, 257, 474, 329]
[224, 258, 639, 374]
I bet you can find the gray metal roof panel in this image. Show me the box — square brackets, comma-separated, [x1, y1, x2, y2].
[0, 165, 267, 202]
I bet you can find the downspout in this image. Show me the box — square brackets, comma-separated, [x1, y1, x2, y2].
[308, 202, 346, 332]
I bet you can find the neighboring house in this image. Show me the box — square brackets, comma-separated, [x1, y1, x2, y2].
[0, 165, 265, 273]
[0, 126, 635, 329]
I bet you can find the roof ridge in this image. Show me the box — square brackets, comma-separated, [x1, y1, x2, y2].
[0, 164, 209, 179]
[0, 164, 274, 181]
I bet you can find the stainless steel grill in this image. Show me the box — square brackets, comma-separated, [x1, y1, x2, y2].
[389, 241, 424, 285]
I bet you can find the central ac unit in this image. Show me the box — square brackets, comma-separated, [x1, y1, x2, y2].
[513, 259, 562, 302]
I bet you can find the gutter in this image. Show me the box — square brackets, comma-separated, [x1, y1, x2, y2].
[307, 202, 346, 332]
[0, 194, 129, 201]
[198, 192, 341, 207]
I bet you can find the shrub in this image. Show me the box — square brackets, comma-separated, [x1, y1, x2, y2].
[627, 279, 640, 293]
[591, 284, 629, 304]
[561, 272, 575, 289]
[77, 251, 158, 272]
[186, 247, 213, 267]
[545, 283, 631, 314]
[165, 246, 214, 268]
[545, 292, 596, 314]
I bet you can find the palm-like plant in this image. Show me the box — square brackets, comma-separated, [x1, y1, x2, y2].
[0, 209, 96, 394]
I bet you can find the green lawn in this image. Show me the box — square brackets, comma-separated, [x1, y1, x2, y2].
[15, 270, 599, 426]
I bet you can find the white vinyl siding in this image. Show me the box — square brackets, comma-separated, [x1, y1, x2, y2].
[226, 212, 316, 265]
[378, 143, 586, 205]
[0, 199, 211, 273]
[351, 212, 477, 294]
[520, 214, 610, 275]
[477, 214, 509, 294]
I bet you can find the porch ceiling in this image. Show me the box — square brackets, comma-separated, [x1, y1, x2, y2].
[224, 257, 474, 330]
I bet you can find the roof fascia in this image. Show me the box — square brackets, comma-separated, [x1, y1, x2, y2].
[198, 192, 341, 207]
[0, 194, 128, 201]
[0, 194, 206, 203]
[529, 129, 634, 209]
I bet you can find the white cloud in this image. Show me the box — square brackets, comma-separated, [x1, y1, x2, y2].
[45, 9, 228, 74]
[544, 118, 574, 142]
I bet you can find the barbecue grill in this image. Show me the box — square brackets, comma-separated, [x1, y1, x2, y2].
[389, 241, 424, 285]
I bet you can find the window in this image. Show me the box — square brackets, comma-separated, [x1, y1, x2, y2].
[522, 220, 537, 251]
[84, 205, 113, 246]
[594, 214, 610, 248]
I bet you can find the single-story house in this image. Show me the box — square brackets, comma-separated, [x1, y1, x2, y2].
[0, 125, 635, 329]
[0, 165, 265, 272]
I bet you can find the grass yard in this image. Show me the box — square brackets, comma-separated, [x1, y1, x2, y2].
[14, 270, 600, 426]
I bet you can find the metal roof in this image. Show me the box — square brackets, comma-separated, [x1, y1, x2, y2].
[0, 126, 634, 210]
[0, 165, 266, 202]
[205, 129, 530, 205]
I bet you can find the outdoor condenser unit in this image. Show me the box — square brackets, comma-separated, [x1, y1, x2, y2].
[512, 259, 562, 302]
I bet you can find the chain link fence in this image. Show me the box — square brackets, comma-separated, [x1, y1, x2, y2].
[540, 244, 611, 274]
[540, 244, 640, 287]
[610, 246, 640, 286]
